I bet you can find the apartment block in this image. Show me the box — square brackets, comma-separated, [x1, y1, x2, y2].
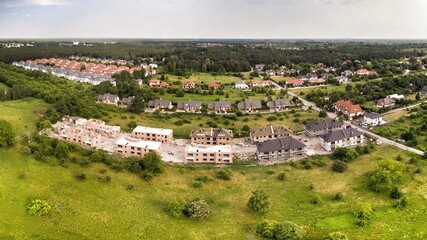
[184, 144, 233, 164]
[131, 126, 173, 144]
[115, 136, 161, 158]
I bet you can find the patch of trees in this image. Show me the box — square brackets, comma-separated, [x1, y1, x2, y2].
[0, 119, 14, 147]
[168, 198, 211, 219]
[367, 159, 405, 193]
[256, 220, 305, 240]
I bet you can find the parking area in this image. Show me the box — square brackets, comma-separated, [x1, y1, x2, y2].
[293, 133, 330, 156]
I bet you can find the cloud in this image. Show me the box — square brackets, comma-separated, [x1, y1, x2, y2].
[23, 13, 42, 18]
[0, 0, 69, 8]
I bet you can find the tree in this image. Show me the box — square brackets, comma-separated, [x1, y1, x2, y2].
[128, 121, 137, 130]
[390, 186, 403, 199]
[0, 119, 14, 147]
[324, 232, 349, 240]
[274, 221, 305, 240]
[256, 220, 279, 238]
[331, 147, 359, 162]
[55, 142, 69, 158]
[368, 159, 404, 192]
[247, 189, 270, 214]
[142, 151, 164, 174]
[353, 202, 373, 226]
[128, 95, 145, 114]
[319, 110, 327, 118]
[184, 199, 211, 219]
[416, 92, 421, 101]
[331, 161, 347, 173]
[27, 199, 51, 217]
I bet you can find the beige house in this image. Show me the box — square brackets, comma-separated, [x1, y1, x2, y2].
[184, 144, 233, 164]
[115, 136, 161, 158]
[190, 128, 233, 145]
[57, 125, 102, 148]
[132, 126, 173, 144]
[250, 125, 292, 143]
[96, 93, 119, 105]
[84, 119, 121, 138]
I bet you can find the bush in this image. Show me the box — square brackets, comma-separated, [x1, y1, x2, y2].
[353, 202, 373, 226]
[331, 147, 359, 162]
[393, 196, 408, 208]
[324, 232, 349, 240]
[75, 173, 86, 180]
[311, 196, 322, 205]
[333, 192, 343, 200]
[195, 174, 212, 183]
[0, 119, 14, 147]
[277, 172, 286, 181]
[267, 116, 278, 121]
[184, 199, 211, 219]
[274, 221, 305, 240]
[390, 186, 402, 199]
[368, 159, 404, 192]
[319, 110, 327, 118]
[217, 169, 232, 180]
[331, 161, 348, 173]
[256, 220, 279, 238]
[27, 199, 51, 217]
[168, 200, 186, 218]
[142, 151, 164, 175]
[247, 189, 270, 214]
[191, 180, 203, 188]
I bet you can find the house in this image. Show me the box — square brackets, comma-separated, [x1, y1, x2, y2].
[251, 80, 272, 87]
[190, 128, 233, 145]
[182, 81, 196, 89]
[207, 101, 231, 113]
[320, 128, 364, 151]
[364, 112, 383, 126]
[250, 125, 292, 143]
[286, 78, 304, 87]
[119, 96, 135, 107]
[237, 100, 262, 113]
[387, 94, 404, 100]
[149, 79, 161, 87]
[376, 97, 395, 108]
[148, 99, 173, 110]
[334, 100, 363, 119]
[256, 137, 306, 161]
[177, 100, 202, 113]
[304, 119, 344, 137]
[355, 69, 377, 76]
[184, 144, 233, 164]
[55, 126, 102, 148]
[321, 73, 334, 79]
[420, 86, 427, 98]
[255, 64, 265, 72]
[276, 70, 285, 76]
[267, 98, 291, 112]
[235, 81, 249, 89]
[265, 70, 276, 76]
[299, 73, 318, 81]
[208, 82, 221, 89]
[131, 126, 173, 144]
[96, 93, 120, 105]
[115, 136, 161, 158]
[309, 78, 327, 85]
[336, 76, 348, 83]
[84, 119, 121, 138]
[341, 70, 353, 77]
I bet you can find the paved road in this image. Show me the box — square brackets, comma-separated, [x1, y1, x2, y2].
[288, 90, 424, 156]
[381, 100, 427, 116]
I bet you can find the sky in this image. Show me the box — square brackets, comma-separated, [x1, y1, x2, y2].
[0, 0, 426, 39]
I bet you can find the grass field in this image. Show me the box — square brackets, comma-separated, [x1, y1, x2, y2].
[104, 109, 321, 138]
[161, 73, 243, 85]
[2, 99, 427, 239]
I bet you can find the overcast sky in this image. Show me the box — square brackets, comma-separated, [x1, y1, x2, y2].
[0, 0, 426, 39]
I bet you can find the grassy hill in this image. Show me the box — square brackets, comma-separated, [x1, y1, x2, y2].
[1, 98, 427, 239]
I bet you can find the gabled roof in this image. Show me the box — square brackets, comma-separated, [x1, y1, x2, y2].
[97, 93, 119, 102]
[207, 101, 231, 110]
[148, 99, 172, 108]
[365, 112, 382, 119]
[267, 99, 291, 108]
[256, 137, 306, 152]
[251, 125, 292, 138]
[237, 100, 262, 110]
[304, 119, 343, 132]
[376, 97, 395, 106]
[177, 100, 201, 109]
[335, 100, 363, 114]
[320, 128, 363, 143]
[190, 128, 233, 139]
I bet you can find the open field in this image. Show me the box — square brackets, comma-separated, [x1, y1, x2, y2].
[104, 109, 321, 138]
[382, 109, 409, 121]
[293, 79, 381, 96]
[161, 73, 243, 85]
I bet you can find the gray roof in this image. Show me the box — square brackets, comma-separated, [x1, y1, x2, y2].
[320, 128, 363, 143]
[376, 97, 395, 106]
[148, 99, 172, 108]
[97, 93, 119, 102]
[177, 100, 201, 109]
[421, 86, 427, 92]
[365, 112, 382, 119]
[238, 100, 262, 110]
[305, 119, 343, 132]
[207, 101, 231, 110]
[190, 128, 233, 139]
[121, 96, 135, 105]
[251, 125, 291, 138]
[256, 137, 306, 152]
[267, 98, 291, 109]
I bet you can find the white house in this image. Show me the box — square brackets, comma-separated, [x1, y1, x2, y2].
[364, 112, 383, 126]
[235, 81, 249, 89]
[320, 128, 364, 151]
[387, 94, 405, 100]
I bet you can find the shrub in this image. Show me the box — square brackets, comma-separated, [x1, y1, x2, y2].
[273, 221, 305, 240]
[311, 196, 322, 205]
[331, 147, 359, 162]
[0, 119, 14, 147]
[277, 172, 286, 181]
[393, 196, 408, 208]
[184, 199, 211, 219]
[368, 159, 404, 192]
[390, 186, 402, 199]
[331, 161, 348, 173]
[266, 170, 276, 175]
[256, 220, 279, 238]
[169, 200, 186, 218]
[247, 190, 270, 214]
[267, 116, 278, 121]
[319, 110, 327, 118]
[324, 232, 349, 240]
[75, 173, 86, 180]
[353, 202, 373, 226]
[333, 192, 343, 200]
[127, 185, 134, 190]
[217, 169, 232, 180]
[142, 151, 164, 174]
[191, 180, 203, 188]
[195, 174, 212, 183]
[27, 199, 51, 217]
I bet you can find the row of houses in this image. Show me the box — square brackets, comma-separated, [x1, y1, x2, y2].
[13, 61, 116, 86]
[96, 94, 135, 107]
[147, 98, 292, 113]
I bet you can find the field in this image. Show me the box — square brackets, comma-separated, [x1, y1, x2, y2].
[162, 73, 243, 85]
[103, 109, 321, 138]
[1, 99, 427, 239]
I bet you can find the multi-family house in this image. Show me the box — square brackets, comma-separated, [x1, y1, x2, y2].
[131, 126, 173, 144]
[250, 125, 292, 143]
[256, 137, 306, 161]
[285, 78, 304, 87]
[363, 112, 383, 126]
[304, 119, 344, 137]
[119, 96, 135, 107]
[190, 128, 233, 145]
[207, 101, 231, 113]
[267, 98, 291, 112]
[148, 99, 173, 110]
[237, 99, 262, 113]
[96, 93, 120, 105]
[84, 119, 121, 138]
[177, 100, 202, 113]
[235, 81, 249, 89]
[320, 127, 364, 151]
[251, 80, 272, 87]
[115, 136, 161, 158]
[184, 144, 233, 164]
[334, 100, 363, 119]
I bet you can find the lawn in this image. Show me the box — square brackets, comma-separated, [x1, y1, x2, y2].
[161, 73, 243, 85]
[1, 98, 427, 239]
